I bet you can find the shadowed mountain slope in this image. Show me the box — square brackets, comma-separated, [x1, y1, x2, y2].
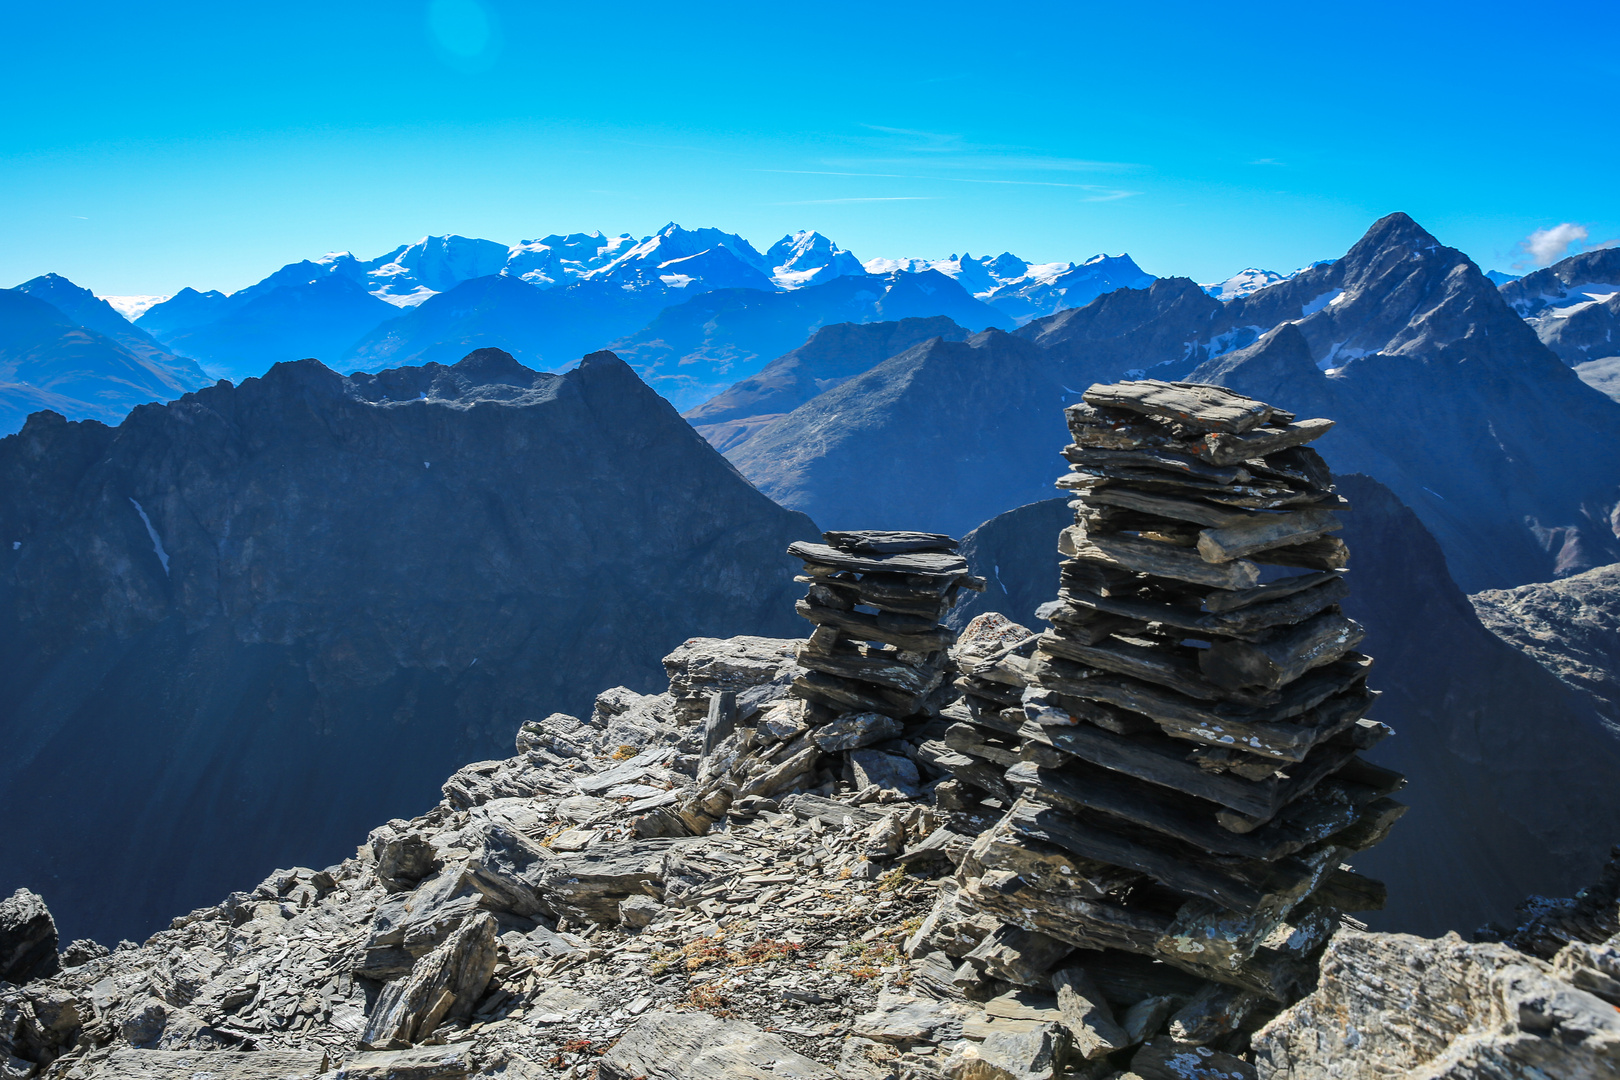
[685, 317, 969, 453]
[726, 329, 1071, 537]
[0, 348, 816, 944]
[947, 477, 1620, 937]
[0, 290, 210, 436]
[14, 275, 204, 380]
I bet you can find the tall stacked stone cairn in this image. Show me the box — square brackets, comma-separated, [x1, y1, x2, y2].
[785, 531, 985, 789]
[939, 380, 1408, 1036]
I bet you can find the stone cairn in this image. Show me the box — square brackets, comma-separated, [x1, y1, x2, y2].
[937, 380, 1408, 1034]
[786, 531, 985, 784]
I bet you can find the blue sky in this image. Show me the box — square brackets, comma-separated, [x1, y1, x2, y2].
[3, 0, 1617, 295]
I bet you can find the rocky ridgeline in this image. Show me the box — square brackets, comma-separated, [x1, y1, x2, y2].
[3, 383, 1618, 1080]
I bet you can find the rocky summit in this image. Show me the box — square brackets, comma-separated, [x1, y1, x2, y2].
[0, 348, 815, 946]
[2, 381, 1615, 1080]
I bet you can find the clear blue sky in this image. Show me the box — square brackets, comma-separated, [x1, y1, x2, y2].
[3, 0, 1616, 295]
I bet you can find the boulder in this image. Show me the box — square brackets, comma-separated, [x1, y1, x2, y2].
[849, 750, 921, 795]
[941, 1022, 1069, 1080]
[359, 911, 498, 1050]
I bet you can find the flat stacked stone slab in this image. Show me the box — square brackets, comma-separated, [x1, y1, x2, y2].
[951, 379, 1407, 1027]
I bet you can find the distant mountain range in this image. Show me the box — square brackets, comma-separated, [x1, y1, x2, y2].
[0, 225, 1133, 405]
[711, 213, 1620, 593]
[2, 218, 1609, 440]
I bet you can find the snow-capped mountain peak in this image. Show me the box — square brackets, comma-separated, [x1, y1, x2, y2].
[1202, 267, 1287, 301]
[506, 232, 638, 289]
[766, 231, 864, 289]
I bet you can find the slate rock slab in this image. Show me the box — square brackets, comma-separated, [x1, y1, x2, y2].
[88, 1049, 328, 1079]
[597, 1008, 836, 1079]
[333, 1045, 472, 1079]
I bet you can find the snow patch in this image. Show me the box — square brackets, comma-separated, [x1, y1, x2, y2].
[129, 498, 170, 575]
[1300, 289, 1343, 317]
[1205, 325, 1265, 359]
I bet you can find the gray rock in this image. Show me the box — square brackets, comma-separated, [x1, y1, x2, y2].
[1130, 1039, 1255, 1080]
[662, 636, 803, 724]
[814, 713, 904, 753]
[597, 1008, 836, 1079]
[1472, 563, 1620, 736]
[836, 1035, 900, 1080]
[1119, 995, 1178, 1046]
[0, 890, 59, 985]
[964, 925, 1072, 988]
[941, 1022, 1069, 1080]
[1166, 982, 1264, 1045]
[370, 827, 439, 893]
[530, 841, 673, 923]
[618, 896, 664, 930]
[1050, 968, 1127, 1060]
[852, 992, 968, 1046]
[1555, 940, 1620, 1005]
[118, 998, 169, 1048]
[59, 940, 109, 968]
[862, 812, 907, 860]
[850, 751, 921, 795]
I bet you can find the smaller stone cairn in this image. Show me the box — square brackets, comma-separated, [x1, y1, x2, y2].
[646, 531, 984, 837]
[786, 531, 985, 788]
[928, 379, 1408, 1042]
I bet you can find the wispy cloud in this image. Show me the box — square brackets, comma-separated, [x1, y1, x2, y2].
[1519, 222, 1589, 266]
[849, 125, 1134, 172]
[771, 196, 936, 205]
[758, 169, 1138, 201]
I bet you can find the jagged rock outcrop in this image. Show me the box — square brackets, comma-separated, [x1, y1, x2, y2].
[721, 213, 1620, 591]
[1253, 930, 1620, 1078]
[1471, 563, 1620, 738]
[946, 476, 1620, 935]
[1254, 846, 1620, 1078]
[0, 348, 815, 944]
[0, 889, 59, 985]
